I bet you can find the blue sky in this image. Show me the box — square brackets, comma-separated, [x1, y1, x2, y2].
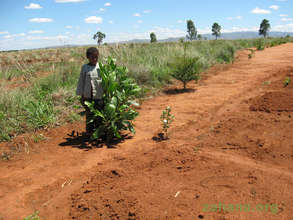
[0, 0, 292, 50]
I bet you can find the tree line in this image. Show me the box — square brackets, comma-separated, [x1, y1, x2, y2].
[92, 19, 271, 45]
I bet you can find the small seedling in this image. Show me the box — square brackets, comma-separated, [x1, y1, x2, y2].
[248, 49, 255, 59]
[160, 106, 175, 140]
[263, 80, 271, 85]
[1, 152, 10, 161]
[32, 134, 46, 143]
[284, 77, 291, 87]
[193, 146, 199, 153]
[23, 211, 40, 220]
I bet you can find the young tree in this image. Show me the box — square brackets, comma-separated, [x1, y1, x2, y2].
[212, 22, 221, 40]
[150, 32, 157, 43]
[93, 31, 106, 45]
[170, 56, 202, 90]
[259, 19, 270, 38]
[197, 34, 202, 40]
[169, 41, 202, 90]
[186, 20, 197, 41]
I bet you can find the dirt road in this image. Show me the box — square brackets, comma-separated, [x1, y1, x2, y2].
[1, 43, 293, 220]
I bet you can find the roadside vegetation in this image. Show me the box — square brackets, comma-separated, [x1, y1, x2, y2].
[0, 36, 292, 142]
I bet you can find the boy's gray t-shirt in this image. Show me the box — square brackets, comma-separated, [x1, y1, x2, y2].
[76, 64, 103, 99]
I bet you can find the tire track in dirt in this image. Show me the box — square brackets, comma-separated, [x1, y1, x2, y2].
[200, 148, 293, 179]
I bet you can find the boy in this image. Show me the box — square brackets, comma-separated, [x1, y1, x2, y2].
[76, 47, 104, 134]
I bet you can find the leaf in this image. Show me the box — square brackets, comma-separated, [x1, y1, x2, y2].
[91, 126, 104, 140]
[105, 103, 116, 117]
[111, 96, 118, 107]
[128, 100, 140, 107]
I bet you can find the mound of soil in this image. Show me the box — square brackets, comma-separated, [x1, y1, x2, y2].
[249, 91, 293, 112]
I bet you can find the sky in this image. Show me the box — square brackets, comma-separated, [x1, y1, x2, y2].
[0, 0, 293, 50]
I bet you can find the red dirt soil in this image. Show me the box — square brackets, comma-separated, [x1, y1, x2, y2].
[1, 44, 293, 220]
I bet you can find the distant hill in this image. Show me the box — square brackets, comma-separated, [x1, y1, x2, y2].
[2, 31, 293, 52]
[120, 31, 293, 44]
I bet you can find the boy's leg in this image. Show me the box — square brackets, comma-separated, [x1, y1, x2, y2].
[93, 99, 104, 127]
[80, 98, 95, 133]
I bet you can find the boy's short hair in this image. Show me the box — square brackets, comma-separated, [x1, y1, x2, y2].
[86, 47, 99, 58]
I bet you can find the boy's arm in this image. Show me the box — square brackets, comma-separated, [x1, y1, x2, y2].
[76, 66, 86, 97]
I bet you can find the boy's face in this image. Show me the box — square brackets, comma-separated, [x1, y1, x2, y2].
[88, 52, 99, 65]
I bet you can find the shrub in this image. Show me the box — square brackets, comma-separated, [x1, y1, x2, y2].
[169, 56, 203, 90]
[216, 44, 235, 63]
[256, 38, 265, 50]
[86, 57, 141, 142]
[248, 49, 255, 59]
[284, 77, 291, 87]
[23, 89, 56, 129]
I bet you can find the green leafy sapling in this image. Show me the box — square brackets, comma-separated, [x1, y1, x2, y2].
[160, 106, 175, 140]
[248, 49, 255, 59]
[85, 57, 141, 142]
[23, 211, 40, 220]
[284, 77, 291, 87]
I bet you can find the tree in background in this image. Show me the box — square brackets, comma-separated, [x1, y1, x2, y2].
[186, 20, 197, 41]
[150, 32, 157, 43]
[259, 19, 270, 38]
[93, 31, 106, 45]
[197, 34, 202, 40]
[212, 22, 221, 40]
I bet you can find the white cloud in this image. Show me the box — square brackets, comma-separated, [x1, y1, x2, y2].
[84, 16, 103, 24]
[55, 0, 85, 3]
[3, 35, 12, 39]
[65, 25, 73, 29]
[99, 8, 105, 12]
[105, 26, 186, 43]
[272, 23, 293, 32]
[29, 18, 53, 23]
[28, 30, 44, 34]
[0, 33, 81, 50]
[177, 20, 183, 23]
[281, 18, 293, 21]
[227, 16, 242, 20]
[251, 7, 271, 14]
[108, 20, 114, 24]
[280, 14, 288, 17]
[149, 26, 185, 39]
[269, 5, 280, 10]
[0, 31, 9, 35]
[276, 0, 287, 1]
[143, 10, 152, 14]
[104, 2, 111, 6]
[3, 33, 26, 39]
[133, 13, 141, 17]
[25, 3, 42, 9]
[27, 35, 69, 41]
[137, 20, 143, 24]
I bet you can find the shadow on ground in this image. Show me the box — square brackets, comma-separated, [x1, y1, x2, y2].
[152, 133, 169, 142]
[59, 130, 133, 150]
[163, 88, 196, 95]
